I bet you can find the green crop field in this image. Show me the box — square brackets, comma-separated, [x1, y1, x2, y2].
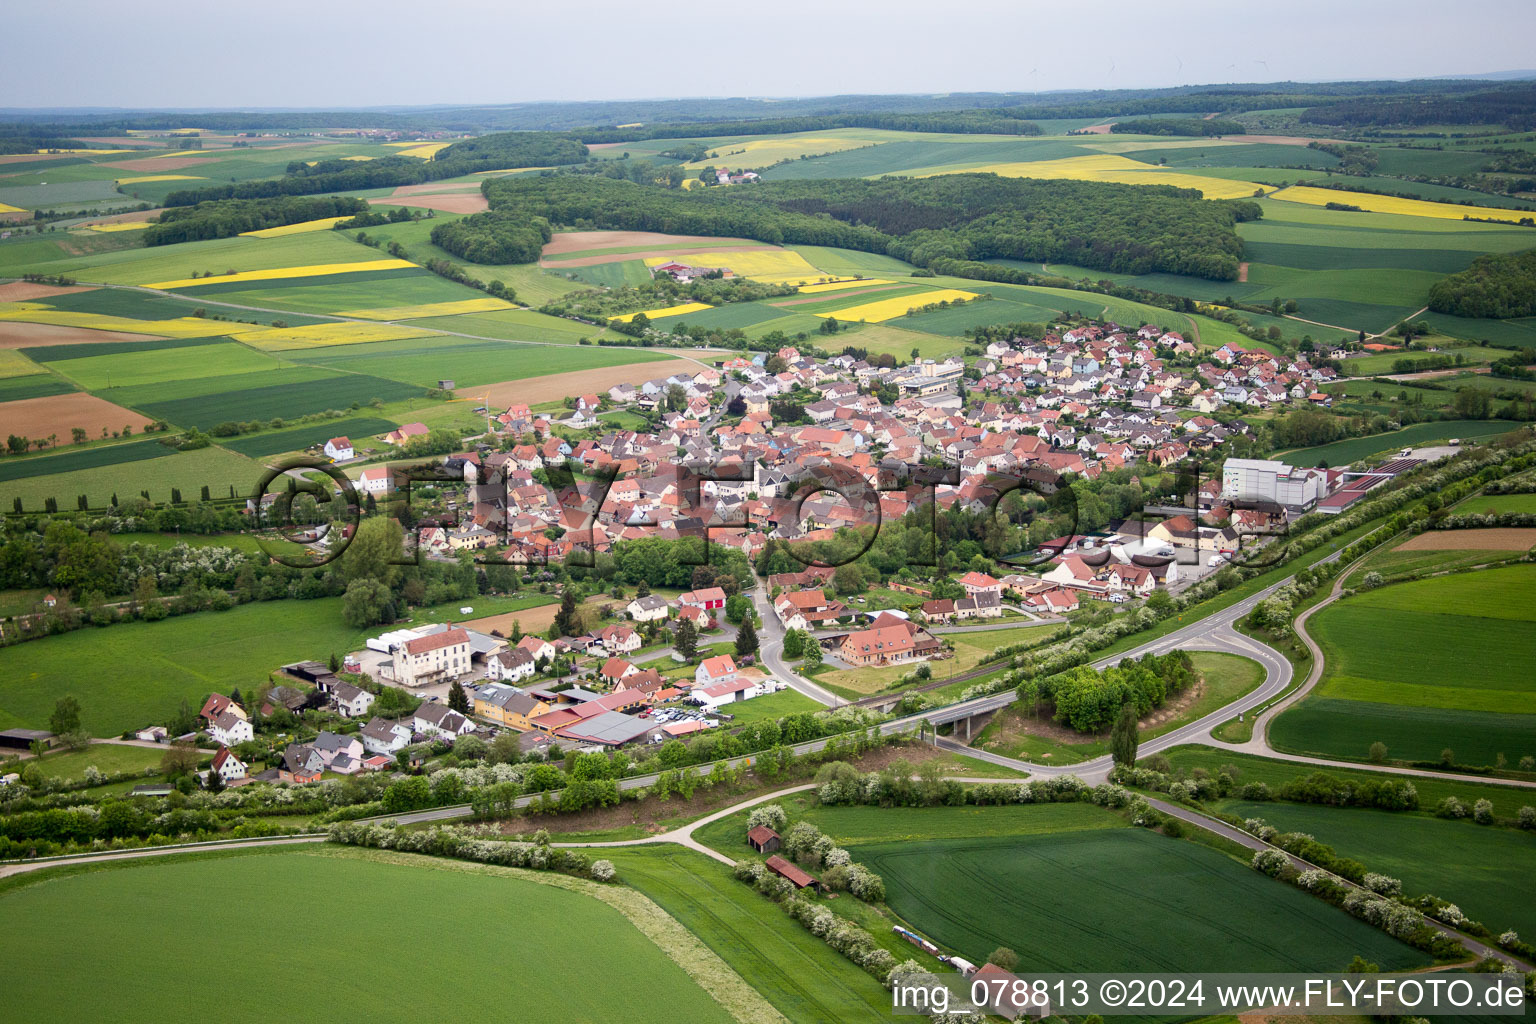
[1160, 745, 1536, 819]
[0, 437, 178, 485]
[36, 286, 327, 326]
[1219, 801, 1536, 941]
[1454, 491, 1536, 515]
[0, 373, 76, 402]
[650, 300, 808, 331]
[217, 415, 399, 457]
[6, 230, 372, 285]
[1272, 565, 1536, 766]
[128, 371, 428, 430]
[0, 847, 737, 1024]
[1274, 419, 1530, 466]
[0, 444, 258, 509]
[43, 340, 285, 390]
[403, 307, 603, 344]
[288, 335, 672, 388]
[800, 802, 1123, 845]
[856, 826, 1429, 972]
[835, 323, 964, 359]
[715, 687, 823, 725]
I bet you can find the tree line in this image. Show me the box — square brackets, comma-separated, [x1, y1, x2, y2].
[482, 173, 1260, 281]
[142, 196, 369, 246]
[1109, 118, 1245, 136]
[161, 133, 587, 207]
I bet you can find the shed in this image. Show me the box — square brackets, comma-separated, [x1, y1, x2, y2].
[746, 826, 781, 853]
[765, 854, 819, 891]
[0, 728, 53, 751]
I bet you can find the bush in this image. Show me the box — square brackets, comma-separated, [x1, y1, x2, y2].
[746, 803, 788, 834]
[1436, 796, 1469, 819]
[1252, 849, 1289, 877]
[1519, 806, 1536, 830]
[590, 859, 615, 882]
[1472, 798, 1494, 824]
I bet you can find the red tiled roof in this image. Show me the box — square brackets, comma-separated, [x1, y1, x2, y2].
[402, 628, 468, 656]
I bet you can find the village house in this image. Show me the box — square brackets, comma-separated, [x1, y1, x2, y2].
[838, 625, 917, 667]
[626, 594, 670, 622]
[489, 647, 537, 683]
[330, 681, 375, 719]
[323, 436, 354, 461]
[210, 747, 247, 784]
[360, 718, 413, 756]
[695, 654, 738, 687]
[208, 711, 253, 747]
[413, 704, 476, 739]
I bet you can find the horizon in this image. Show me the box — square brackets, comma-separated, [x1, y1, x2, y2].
[5, 0, 1535, 109]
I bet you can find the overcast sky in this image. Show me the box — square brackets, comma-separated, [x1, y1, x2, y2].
[5, 0, 1534, 110]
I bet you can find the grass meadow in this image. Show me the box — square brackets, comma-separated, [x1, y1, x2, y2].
[608, 844, 893, 1024]
[0, 444, 259, 509]
[1275, 419, 1529, 466]
[1271, 565, 1536, 766]
[0, 847, 736, 1024]
[1219, 800, 1536, 941]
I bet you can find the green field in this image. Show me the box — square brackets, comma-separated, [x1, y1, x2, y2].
[0, 847, 738, 1024]
[1275, 419, 1530, 466]
[1277, 564, 1536, 764]
[0, 591, 556, 735]
[1159, 745, 1536, 820]
[25, 743, 167, 781]
[42, 340, 286, 390]
[0, 437, 177, 484]
[855, 823, 1428, 972]
[0, 444, 258, 509]
[0, 373, 77, 402]
[716, 687, 823, 725]
[1272, 565, 1536, 766]
[126, 371, 429, 430]
[1453, 491, 1536, 515]
[609, 844, 891, 1023]
[287, 335, 670, 389]
[1219, 800, 1536, 941]
[404, 307, 607, 344]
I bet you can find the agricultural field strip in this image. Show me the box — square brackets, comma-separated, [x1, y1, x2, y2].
[0, 280, 711, 364]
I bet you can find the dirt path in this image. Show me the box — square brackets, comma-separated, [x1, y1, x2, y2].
[1237, 261, 1249, 283]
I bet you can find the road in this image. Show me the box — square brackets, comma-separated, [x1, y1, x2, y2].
[749, 574, 845, 706]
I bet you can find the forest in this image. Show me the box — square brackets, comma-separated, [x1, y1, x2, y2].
[142, 196, 369, 246]
[1427, 248, 1536, 319]
[429, 211, 553, 265]
[161, 133, 587, 207]
[1110, 118, 1245, 136]
[482, 174, 1259, 280]
[1301, 83, 1536, 130]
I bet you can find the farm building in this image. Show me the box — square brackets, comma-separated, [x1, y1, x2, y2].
[765, 855, 820, 892]
[747, 826, 781, 853]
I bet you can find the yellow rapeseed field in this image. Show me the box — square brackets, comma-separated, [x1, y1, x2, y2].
[144, 259, 416, 290]
[84, 222, 151, 232]
[113, 175, 205, 184]
[0, 202, 28, 213]
[1270, 185, 1536, 224]
[680, 135, 874, 170]
[916, 154, 1267, 200]
[797, 278, 886, 293]
[0, 304, 261, 338]
[336, 297, 515, 320]
[239, 217, 353, 238]
[609, 302, 714, 323]
[644, 249, 830, 285]
[237, 322, 434, 350]
[388, 142, 452, 159]
[817, 288, 979, 323]
[0, 350, 44, 379]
